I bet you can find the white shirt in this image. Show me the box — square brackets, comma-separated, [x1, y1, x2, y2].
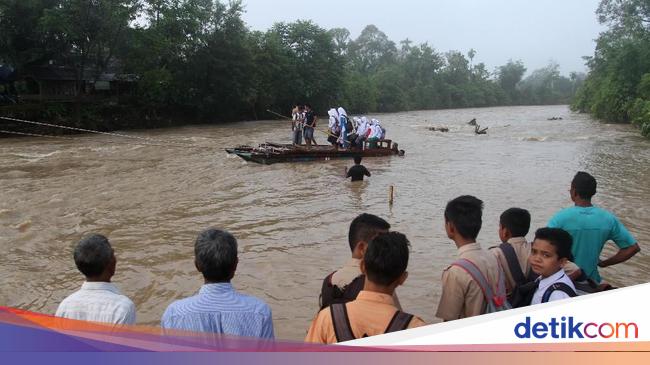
[531, 270, 576, 305]
[56, 282, 136, 325]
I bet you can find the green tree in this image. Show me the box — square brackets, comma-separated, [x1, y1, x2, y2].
[42, 0, 141, 83]
[572, 0, 650, 136]
[270, 20, 343, 112]
[497, 60, 527, 104]
[0, 0, 65, 68]
[348, 25, 398, 74]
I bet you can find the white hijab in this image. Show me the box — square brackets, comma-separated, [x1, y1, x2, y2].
[357, 116, 369, 135]
[337, 107, 347, 118]
[328, 108, 339, 129]
[352, 117, 360, 130]
[370, 119, 381, 138]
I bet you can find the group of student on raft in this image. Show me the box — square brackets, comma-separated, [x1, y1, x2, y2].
[291, 104, 386, 148]
[53, 171, 640, 344]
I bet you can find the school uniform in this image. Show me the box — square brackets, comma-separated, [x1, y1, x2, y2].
[490, 237, 531, 295]
[531, 270, 576, 305]
[436, 243, 501, 321]
[305, 291, 425, 344]
[321, 258, 402, 309]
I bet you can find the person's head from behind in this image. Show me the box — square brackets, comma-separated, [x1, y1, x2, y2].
[74, 234, 115, 282]
[348, 213, 390, 259]
[194, 228, 238, 283]
[305, 103, 312, 111]
[353, 156, 362, 165]
[499, 207, 531, 242]
[571, 171, 597, 202]
[529, 227, 573, 278]
[360, 232, 410, 291]
[444, 195, 483, 243]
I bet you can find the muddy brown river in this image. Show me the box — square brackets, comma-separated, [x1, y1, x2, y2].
[1, 105, 648, 340]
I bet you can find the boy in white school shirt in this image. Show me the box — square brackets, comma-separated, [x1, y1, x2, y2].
[529, 228, 577, 304]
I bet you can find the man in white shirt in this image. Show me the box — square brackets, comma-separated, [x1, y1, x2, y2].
[56, 234, 136, 325]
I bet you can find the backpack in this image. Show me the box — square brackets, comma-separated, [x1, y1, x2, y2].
[330, 303, 413, 342]
[319, 273, 365, 310]
[542, 282, 577, 302]
[512, 278, 579, 307]
[496, 243, 538, 288]
[573, 271, 617, 294]
[451, 258, 512, 313]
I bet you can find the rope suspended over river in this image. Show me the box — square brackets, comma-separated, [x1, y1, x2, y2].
[0, 116, 206, 149]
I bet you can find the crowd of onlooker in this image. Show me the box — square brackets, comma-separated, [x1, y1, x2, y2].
[54, 171, 640, 343]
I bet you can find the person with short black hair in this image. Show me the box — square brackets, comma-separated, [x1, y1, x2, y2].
[306, 232, 425, 343]
[436, 196, 506, 321]
[55, 234, 136, 325]
[303, 104, 317, 146]
[161, 228, 274, 339]
[346, 156, 371, 182]
[319, 214, 400, 310]
[529, 227, 577, 304]
[548, 171, 640, 283]
[489, 208, 532, 295]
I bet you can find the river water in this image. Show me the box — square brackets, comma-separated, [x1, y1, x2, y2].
[1, 105, 649, 340]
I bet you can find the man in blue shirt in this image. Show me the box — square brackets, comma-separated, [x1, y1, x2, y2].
[161, 229, 274, 339]
[548, 172, 640, 283]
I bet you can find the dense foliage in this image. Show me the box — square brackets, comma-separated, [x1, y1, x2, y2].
[1, 0, 583, 126]
[572, 0, 650, 137]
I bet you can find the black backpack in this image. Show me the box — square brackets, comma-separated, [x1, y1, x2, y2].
[497, 242, 537, 288]
[319, 273, 365, 310]
[330, 303, 413, 342]
[511, 279, 578, 308]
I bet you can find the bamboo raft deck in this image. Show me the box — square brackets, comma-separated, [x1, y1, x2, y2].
[225, 140, 403, 164]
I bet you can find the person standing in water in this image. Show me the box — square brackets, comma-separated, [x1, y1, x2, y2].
[346, 156, 371, 182]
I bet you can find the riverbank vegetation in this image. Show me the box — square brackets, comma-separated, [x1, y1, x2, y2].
[1, 0, 584, 132]
[572, 0, 650, 138]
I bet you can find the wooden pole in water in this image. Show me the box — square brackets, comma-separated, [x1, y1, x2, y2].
[389, 185, 394, 205]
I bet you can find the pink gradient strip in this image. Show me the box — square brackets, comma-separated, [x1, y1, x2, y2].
[2, 307, 648, 352]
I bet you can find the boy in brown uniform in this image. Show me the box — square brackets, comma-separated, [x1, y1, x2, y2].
[320, 213, 401, 309]
[489, 208, 532, 296]
[489, 208, 590, 297]
[436, 195, 504, 321]
[306, 232, 425, 343]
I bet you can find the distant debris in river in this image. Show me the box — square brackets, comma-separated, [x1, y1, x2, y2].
[468, 118, 477, 126]
[547, 116, 563, 120]
[474, 124, 488, 135]
[428, 126, 449, 132]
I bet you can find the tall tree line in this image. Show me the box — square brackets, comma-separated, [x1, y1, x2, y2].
[572, 0, 650, 137]
[1, 0, 583, 126]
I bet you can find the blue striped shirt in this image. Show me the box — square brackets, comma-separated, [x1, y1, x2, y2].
[161, 283, 274, 339]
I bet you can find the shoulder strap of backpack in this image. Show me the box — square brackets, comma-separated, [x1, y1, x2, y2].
[344, 275, 365, 300]
[526, 268, 538, 282]
[451, 259, 495, 302]
[542, 282, 577, 303]
[330, 303, 355, 342]
[384, 311, 414, 333]
[499, 243, 527, 285]
[319, 271, 337, 309]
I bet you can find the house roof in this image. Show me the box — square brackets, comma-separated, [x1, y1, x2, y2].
[25, 66, 83, 81]
[24, 66, 137, 82]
